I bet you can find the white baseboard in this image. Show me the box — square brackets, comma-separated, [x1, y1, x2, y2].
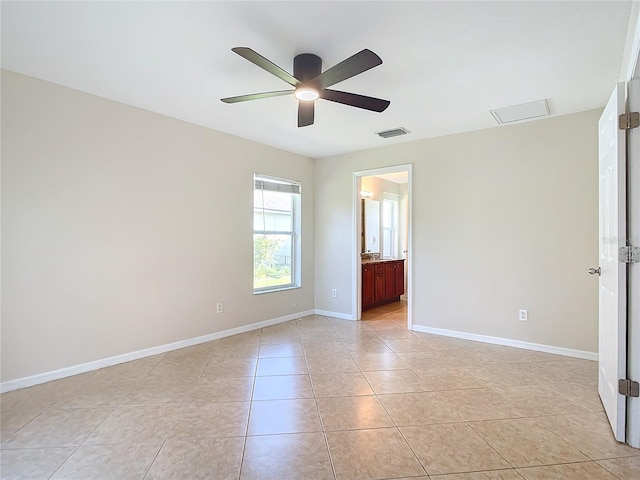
[0, 309, 314, 393]
[314, 309, 356, 321]
[411, 325, 598, 361]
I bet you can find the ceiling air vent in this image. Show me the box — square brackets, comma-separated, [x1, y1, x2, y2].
[490, 99, 550, 124]
[376, 127, 410, 139]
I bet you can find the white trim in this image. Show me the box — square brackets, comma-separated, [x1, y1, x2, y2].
[411, 325, 598, 361]
[314, 309, 356, 321]
[0, 309, 314, 393]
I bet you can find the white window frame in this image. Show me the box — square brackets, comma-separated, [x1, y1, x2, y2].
[253, 174, 301, 294]
[382, 193, 400, 259]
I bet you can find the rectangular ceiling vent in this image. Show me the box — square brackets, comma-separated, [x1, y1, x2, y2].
[376, 127, 410, 139]
[490, 99, 550, 124]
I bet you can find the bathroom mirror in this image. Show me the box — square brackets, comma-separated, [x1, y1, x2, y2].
[363, 198, 380, 254]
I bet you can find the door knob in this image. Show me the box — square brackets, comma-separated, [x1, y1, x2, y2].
[588, 267, 601, 276]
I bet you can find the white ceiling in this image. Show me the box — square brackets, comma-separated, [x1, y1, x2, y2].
[0, 1, 632, 159]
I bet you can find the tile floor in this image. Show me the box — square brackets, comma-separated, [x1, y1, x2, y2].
[1, 300, 639, 479]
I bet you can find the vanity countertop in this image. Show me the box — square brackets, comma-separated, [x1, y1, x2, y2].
[361, 257, 405, 265]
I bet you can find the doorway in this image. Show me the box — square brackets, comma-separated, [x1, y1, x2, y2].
[353, 164, 412, 328]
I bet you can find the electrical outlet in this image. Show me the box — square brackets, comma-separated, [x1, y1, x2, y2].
[332, 288, 337, 298]
[519, 309, 528, 322]
[293, 303, 297, 311]
[216, 302, 223, 314]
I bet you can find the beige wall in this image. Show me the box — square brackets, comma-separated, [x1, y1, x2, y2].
[315, 109, 600, 352]
[1, 71, 315, 382]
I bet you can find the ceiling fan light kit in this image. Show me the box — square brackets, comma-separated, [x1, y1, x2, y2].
[221, 47, 390, 127]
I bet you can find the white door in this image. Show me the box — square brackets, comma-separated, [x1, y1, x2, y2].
[598, 82, 627, 443]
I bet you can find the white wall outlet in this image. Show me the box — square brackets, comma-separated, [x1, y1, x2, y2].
[519, 309, 528, 322]
[216, 302, 223, 314]
[293, 303, 297, 311]
[332, 288, 337, 298]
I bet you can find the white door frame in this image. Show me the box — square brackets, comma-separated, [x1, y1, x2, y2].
[353, 164, 413, 328]
[625, 78, 640, 449]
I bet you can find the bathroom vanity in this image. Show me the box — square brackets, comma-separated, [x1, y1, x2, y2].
[361, 259, 405, 310]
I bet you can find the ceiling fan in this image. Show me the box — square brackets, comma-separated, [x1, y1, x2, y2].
[221, 47, 390, 127]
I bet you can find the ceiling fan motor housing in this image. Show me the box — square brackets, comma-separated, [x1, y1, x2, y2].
[293, 54, 322, 83]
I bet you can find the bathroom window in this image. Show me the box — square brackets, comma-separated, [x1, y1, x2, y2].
[382, 196, 399, 258]
[253, 174, 301, 293]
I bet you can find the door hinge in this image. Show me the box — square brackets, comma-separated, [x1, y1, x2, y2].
[619, 112, 640, 129]
[619, 245, 640, 264]
[619, 379, 640, 397]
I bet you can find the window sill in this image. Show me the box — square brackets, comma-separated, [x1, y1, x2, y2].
[253, 285, 301, 295]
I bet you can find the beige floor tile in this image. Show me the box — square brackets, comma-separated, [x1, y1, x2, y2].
[316, 395, 394, 431]
[259, 331, 301, 345]
[3, 407, 112, 448]
[311, 372, 374, 397]
[335, 330, 382, 342]
[256, 356, 308, 376]
[88, 356, 160, 384]
[374, 328, 417, 340]
[545, 381, 604, 412]
[305, 355, 360, 374]
[201, 357, 257, 378]
[363, 369, 430, 394]
[247, 398, 322, 435]
[435, 350, 497, 367]
[252, 375, 314, 400]
[218, 331, 262, 346]
[241, 432, 334, 479]
[509, 362, 582, 384]
[0, 447, 74, 480]
[303, 342, 350, 357]
[146, 362, 205, 382]
[470, 417, 588, 468]
[534, 413, 640, 460]
[414, 366, 487, 391]
[430, 471, 523, 479]
[400, 423, 510, 475]
[209, 344, 260, 359]
[189, 376, 254, 404]
[0, 385, 60, 413]
[170, 402, 250, 438]
[297, 315, 333, 329]
[395, 352, 456, 370]
[122, 378, 194, 406]
[378, 392, 463, 426]
[597, 456, 640, 479]
[438, 388, 523, 421]
[258, 342, 304, 358]
[299, 330, 341, 342]
[343, 340, 393, 354]
[419, 336, 475, 351]
[383, 338, 433, 353]
[556, 359, 599, 380]
[50, 443, 160, 479]
[517, 461, 618, 479]
[326, 428, 426, 479]
[492, 385, 587, 416]
[51, 380, 137, 409]
[1, 409, 40, 441]
[146, 437, 244, 480]
[350, 352, 408, 371]
[463, 364, 537, 388]
[85, 405, 180, 446]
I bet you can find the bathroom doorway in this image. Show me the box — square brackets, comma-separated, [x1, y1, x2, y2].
[353, 164, 412, 328]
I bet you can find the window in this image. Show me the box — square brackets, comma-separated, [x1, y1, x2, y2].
[382, 196, 399, 258]
[253, 175, 301, 293]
